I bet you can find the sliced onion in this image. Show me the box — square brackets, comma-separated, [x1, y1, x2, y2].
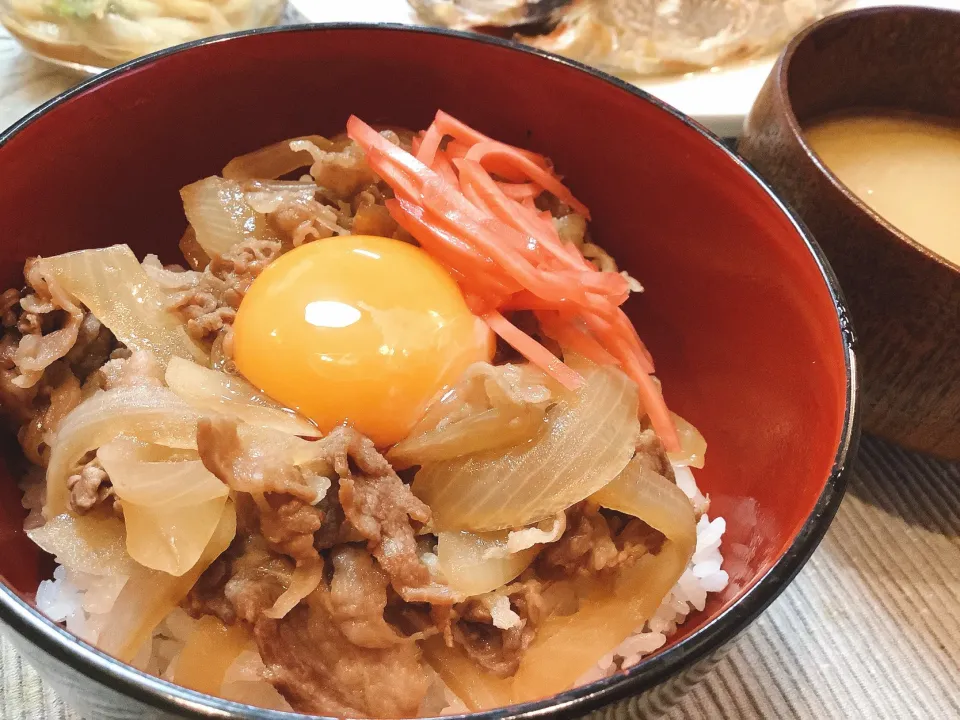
[243, 182, 319, 214]
[389, 405, 546, 469]
[179, 226, 210, 271]
[180, 177, 275, 258]
[222, 136, 335, 181]
[426, 448, 698, 708]
[262, 561, 324, 620]
[228, 421, 333, 474]
[221, 650, 293, 710]
[223, 649, 269, 684]
[425, 542, 690, 709]
[39, 245, 207, 366]
[667, 413, 707, 469]
[26, 512, 132, 576]
[437, 531, 538, 598]
[241, 181, 349, 243]
[435, 515, 564, 598]
[165, 357, 320, 437]
[591, 454, 697, 551]
[423, 637, 512, 709]
[98, 438, 228, 577]
[387, 361, 552, 471]
[412, 355, 639, 531]
[141, 254, 203, 292]
[45, 386, 201, 517]
[98, 500, 236, 664]
[513, 541, 690, 699]
[174, 615, 251, 697]
[407, 362, 552, 435]
[494, 452, 697, 697]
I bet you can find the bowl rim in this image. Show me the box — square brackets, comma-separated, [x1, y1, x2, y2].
[773, 5, 960, 274]
[0, 22, 860, 720]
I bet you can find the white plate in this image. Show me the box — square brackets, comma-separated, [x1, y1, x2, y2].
[290, 0, 959, 136]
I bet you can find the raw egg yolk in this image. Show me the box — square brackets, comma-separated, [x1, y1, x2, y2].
[232, 235, 494, 446]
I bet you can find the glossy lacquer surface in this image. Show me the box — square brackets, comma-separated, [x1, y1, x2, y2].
[0, 24, 856, 720]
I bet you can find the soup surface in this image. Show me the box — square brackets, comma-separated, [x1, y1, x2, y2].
[805, 113, 960, 267]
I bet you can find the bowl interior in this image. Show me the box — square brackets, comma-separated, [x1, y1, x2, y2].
[0, 25, 849, 694]
[785, 7, 960, 127]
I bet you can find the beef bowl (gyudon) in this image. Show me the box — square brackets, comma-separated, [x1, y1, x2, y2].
[0, 24, 857, 720]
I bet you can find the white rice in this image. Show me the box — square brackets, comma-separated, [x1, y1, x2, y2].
[26, 464, 727, 710]
[33, 564, 126, 646]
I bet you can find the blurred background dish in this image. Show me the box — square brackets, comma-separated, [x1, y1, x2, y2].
[294, 0, 959, 135]
[1, 0, 956, 132]
[0, 0, 285, 72]
[408, 0, 842, 77]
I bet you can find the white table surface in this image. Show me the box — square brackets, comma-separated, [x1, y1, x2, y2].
[1, 22, 960, 720]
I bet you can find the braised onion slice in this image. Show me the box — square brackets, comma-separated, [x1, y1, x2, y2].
[437, 514, 564, 597]
[263, 561, 324, 620]
[220, 651, 293, 710]
[179, 227, 211, 271]
[222, 135, 336, 181]
[26, 512, 132, 576]
[427, 440, 697, 707]
[388, 362, 554, 469]
[39, 245, 207, 366]
[180, 177, 276, 258]
[426, 541, 691, 709]
[390, 406, 546, 469]
[437, 531, 538, 597]
[412, 355, 639, 531]
[243, 182, 322, 214]
[667, 413, 707, 469]
[141, 255, 202, 292]
[165, 358, 320, 437]
[591, 453, 697, 550]
[98, 439, 228, 577]
[174, 615, 251, 697]
[45, 386, 201, 517]
[98, 501, 236, 664]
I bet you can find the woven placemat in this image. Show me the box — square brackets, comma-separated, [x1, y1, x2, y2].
[3, 435, 958, 719]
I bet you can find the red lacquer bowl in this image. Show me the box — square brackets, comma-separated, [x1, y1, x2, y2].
[0, 25, 858, 720]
